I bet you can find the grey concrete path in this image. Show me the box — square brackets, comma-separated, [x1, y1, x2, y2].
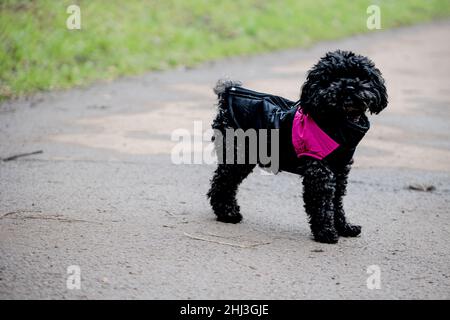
[1, 21, 449, 299]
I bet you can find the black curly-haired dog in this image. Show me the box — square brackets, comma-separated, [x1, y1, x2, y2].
[207, 50, 387, 243]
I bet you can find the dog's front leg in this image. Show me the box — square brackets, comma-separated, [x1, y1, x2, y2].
[334, 161, 361, 237]
[302, 159, 339, 244]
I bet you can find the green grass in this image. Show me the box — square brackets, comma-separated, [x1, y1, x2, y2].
[1, 0, 449, 100]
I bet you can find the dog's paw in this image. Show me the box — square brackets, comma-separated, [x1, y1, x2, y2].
[338, 223, 361, 237]
[216, 213, 242, 224]
[313, 228, 339, 244]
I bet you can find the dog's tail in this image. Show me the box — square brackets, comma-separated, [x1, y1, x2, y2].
[213, 79, 242, 98]
[211, 79, 242, 139]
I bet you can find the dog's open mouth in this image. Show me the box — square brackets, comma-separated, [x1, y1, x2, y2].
[347, 114, 362, 123]
[345, 106, 367, 124]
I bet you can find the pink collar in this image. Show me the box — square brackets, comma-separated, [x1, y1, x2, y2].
[292, 109, 339, 160]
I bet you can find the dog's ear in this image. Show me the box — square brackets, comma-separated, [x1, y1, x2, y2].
[299, 58, 335, 117]
[343, 51, 388, 114]
[366, 66, 388, 114]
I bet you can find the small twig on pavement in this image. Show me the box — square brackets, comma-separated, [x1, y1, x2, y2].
[205, 232, 231, 239]
[0, 210, 42, 219]
[15, 215, 100, 224]
[2, 150, 43, 162]
[408, 183, 436, 192]
[0, 210, 101, 224]
[183, 232, 270, 248]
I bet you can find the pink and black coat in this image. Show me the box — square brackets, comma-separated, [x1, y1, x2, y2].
[222, 86, 370, 173]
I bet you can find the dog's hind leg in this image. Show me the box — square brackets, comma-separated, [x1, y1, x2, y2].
[207, 164, 255, 223]
[302, 159, 339, 244]
[333, 162, 361, 237]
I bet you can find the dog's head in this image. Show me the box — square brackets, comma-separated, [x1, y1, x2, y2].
[300, 50, 388, 123]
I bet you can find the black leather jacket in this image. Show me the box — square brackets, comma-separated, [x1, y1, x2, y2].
[224, 86, 369, 173]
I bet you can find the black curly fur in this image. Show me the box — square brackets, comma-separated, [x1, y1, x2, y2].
[207, 164, 255, 223]
[207, 51, 387, 244]
[300, 50, 387, 121]
[302, 160, 338, 243]
[333, 160, 362, 237]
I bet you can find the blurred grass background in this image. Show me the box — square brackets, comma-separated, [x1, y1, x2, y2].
[1, 0, 449, 101]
